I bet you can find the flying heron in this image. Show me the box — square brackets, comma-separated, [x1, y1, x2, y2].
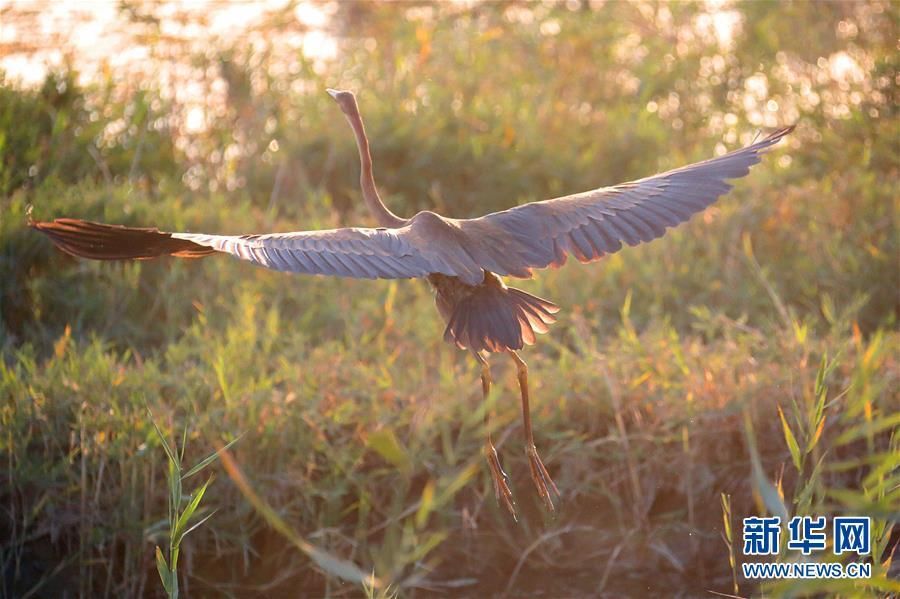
[31, 88, 793, 517]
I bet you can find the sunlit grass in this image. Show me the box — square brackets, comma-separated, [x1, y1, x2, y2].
[2, 181, 896, 594]
[1, 2, 897, 595]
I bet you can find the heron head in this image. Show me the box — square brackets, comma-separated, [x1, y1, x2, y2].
[326, 88, 359, 116]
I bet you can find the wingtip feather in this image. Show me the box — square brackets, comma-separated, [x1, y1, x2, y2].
[31, 218, 215, 260]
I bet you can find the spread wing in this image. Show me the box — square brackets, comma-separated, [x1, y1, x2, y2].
[31, 218, 452, 280]
[170, 227, 450, 279]
[458, 126, 794, 274]
[32, 127, 792, 285]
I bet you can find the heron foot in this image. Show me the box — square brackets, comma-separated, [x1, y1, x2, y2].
[526, 443, 560, 512]
[485, 442, 517, 520]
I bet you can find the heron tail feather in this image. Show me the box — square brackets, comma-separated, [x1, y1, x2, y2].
[443, 284, 559, 353]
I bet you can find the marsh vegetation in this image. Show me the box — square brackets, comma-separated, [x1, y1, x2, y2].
[1, 2, 897, 597]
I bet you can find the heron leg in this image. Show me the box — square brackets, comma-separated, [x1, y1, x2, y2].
[473, 351, 516, 519]
[509, 350, 560, 512]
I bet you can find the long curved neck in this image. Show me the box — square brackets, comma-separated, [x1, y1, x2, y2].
[344, 106, 405, 228]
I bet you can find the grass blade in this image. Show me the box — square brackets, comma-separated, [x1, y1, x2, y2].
[217, 443, 381, 589]
[180, 509, 217, 540]
[173, 476, 212, 545]
[777, 405, 803, 471]
[155, 546, 172, 596]
[182, 434, 244, 480]
[148, 408, 178, 468]
[744, 411, 789, 521]
[367, 428, 412, 474]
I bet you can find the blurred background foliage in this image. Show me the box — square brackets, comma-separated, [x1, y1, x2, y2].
[0, 1, 897, 597]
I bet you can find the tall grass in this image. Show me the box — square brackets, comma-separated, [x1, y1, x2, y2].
[1, 2, 897, 596]
[3, 182, 895, 594]
[148, 411, 241, 598]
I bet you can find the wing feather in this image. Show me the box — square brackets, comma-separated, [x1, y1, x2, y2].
[34, 127, 792, 285]
[459, 126, 793, 275]
[166, 226, 464, 281]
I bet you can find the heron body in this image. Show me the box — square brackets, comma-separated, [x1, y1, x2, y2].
[31, 89, 793, 517]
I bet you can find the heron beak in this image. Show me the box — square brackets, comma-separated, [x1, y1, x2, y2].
[326, 88, 341, 99]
